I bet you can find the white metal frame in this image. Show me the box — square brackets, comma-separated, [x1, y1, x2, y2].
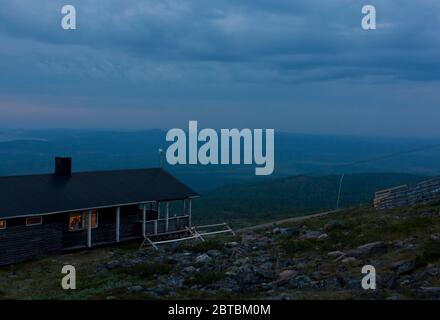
[193, 222, 235, 236]
[139, 226, 204, 250]
[139, 222, 235, 250]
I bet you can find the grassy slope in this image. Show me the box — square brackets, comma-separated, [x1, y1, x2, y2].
[271, 201, 440, 299]
[1, 201, 439, 299]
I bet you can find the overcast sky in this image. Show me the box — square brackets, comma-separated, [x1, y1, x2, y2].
[0, 0, 439, 137]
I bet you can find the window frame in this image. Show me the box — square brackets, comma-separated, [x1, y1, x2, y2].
[91, 210, 99, 229]
[68, 211, 99, 232]
[0, 219, 6, 230]
[69, 212, 84, 232]
[26, 216, 42, 226]
[83, 210, 99, 229]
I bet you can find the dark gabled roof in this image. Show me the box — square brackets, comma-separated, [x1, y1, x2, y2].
[0, 168, 198, 219]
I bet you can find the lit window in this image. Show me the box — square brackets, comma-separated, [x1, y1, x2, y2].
[69, 213, 83, 231]
[84, 210, 98, 229]
[0, 220, 6, 230]
[26, 216, 42, 226]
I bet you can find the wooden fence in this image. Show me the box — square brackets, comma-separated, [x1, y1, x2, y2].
[374, 176, 440, 210]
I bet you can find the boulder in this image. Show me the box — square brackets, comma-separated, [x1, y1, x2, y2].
[225, 241, 240, 247]
[182, 266, 197, 274]
[288, 275, 313, 289]
[127, 285, 144, 293]
[390, 260, 417, 275]
[195, 254, 211, 264]
[300, 231, 322, 240]
[207, 249, 222, 258]
[278, 269, 298, 281]
[430, 233, 440, 241]
[318, 233, 329, 240]
[341, 257, 359, 264]
[273, 227, 290, 235]
[106, 260, 122, 270]
[256, 262, 275, 279]
[346, 241, 386, 258]
[235, 265, 259, 287]
[415, 287, 440, 299]
[327, 251, 345, 258]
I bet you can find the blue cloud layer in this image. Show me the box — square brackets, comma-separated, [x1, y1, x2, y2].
[0, 0, 439, 135]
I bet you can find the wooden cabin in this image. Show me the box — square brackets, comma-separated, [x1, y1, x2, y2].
[0, 157, 198, 266]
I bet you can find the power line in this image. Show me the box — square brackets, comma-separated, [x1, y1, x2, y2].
[299, 142, 440, 209]
[299, 142, 440, 177]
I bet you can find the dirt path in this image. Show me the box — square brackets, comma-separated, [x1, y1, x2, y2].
[237, 209, 340, 233]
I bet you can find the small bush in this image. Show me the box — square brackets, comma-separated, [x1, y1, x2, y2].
[115, 263, 173, 279]
[416, 241, 440, 266]
[280, 239, 317, 254]
[385, 217, 433, 237]
[187, 240, 224, 253]
[185, 271, 225, 286]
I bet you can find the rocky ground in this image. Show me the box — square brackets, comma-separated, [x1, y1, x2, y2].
[1, 202, 440, 300]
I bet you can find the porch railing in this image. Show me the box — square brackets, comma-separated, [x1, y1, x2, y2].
[144, 215, 190, 236]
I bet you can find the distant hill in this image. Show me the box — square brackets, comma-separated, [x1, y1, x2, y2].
[193, 173, 427, 226]
[0, 129, 439, 192]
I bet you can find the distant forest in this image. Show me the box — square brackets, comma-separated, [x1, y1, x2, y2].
[0, 129, 438, 226]
[194, 173, 426, 227]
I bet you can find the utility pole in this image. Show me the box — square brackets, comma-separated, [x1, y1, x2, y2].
[159, 148, 164, 168]
[336, 173, 345, 209]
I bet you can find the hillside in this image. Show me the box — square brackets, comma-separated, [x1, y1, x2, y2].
[194, 173, 426, 227]
[1, 130, 440, 192]
[1, 201, 439, 300]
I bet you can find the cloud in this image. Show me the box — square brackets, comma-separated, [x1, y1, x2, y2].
[0, 0, 439, 135]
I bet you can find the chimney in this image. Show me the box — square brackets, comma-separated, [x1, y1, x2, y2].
[55, 157, 72, 176]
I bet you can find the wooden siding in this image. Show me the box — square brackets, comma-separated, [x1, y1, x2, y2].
[119, 205, 142, 240]
[0, 201, 190, 266]
[0, 215, 63, 266]
[92, 207, 117, 244]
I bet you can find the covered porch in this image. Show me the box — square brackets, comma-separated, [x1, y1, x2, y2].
[63, 197, 195, 251]
[140, 198, 193, 237]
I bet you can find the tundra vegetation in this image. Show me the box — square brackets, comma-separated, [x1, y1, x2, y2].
[1, 201, 440, 300]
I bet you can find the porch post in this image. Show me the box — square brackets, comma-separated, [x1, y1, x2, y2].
[188, 199, 192, 227]
[154, 201, 159, 235]
[165, 202, 169, 232]
[116, 207, 120, 242]
[142, 203, 146, 237]
[182, 199, 185, 217]
[87, 209, 92, 248]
